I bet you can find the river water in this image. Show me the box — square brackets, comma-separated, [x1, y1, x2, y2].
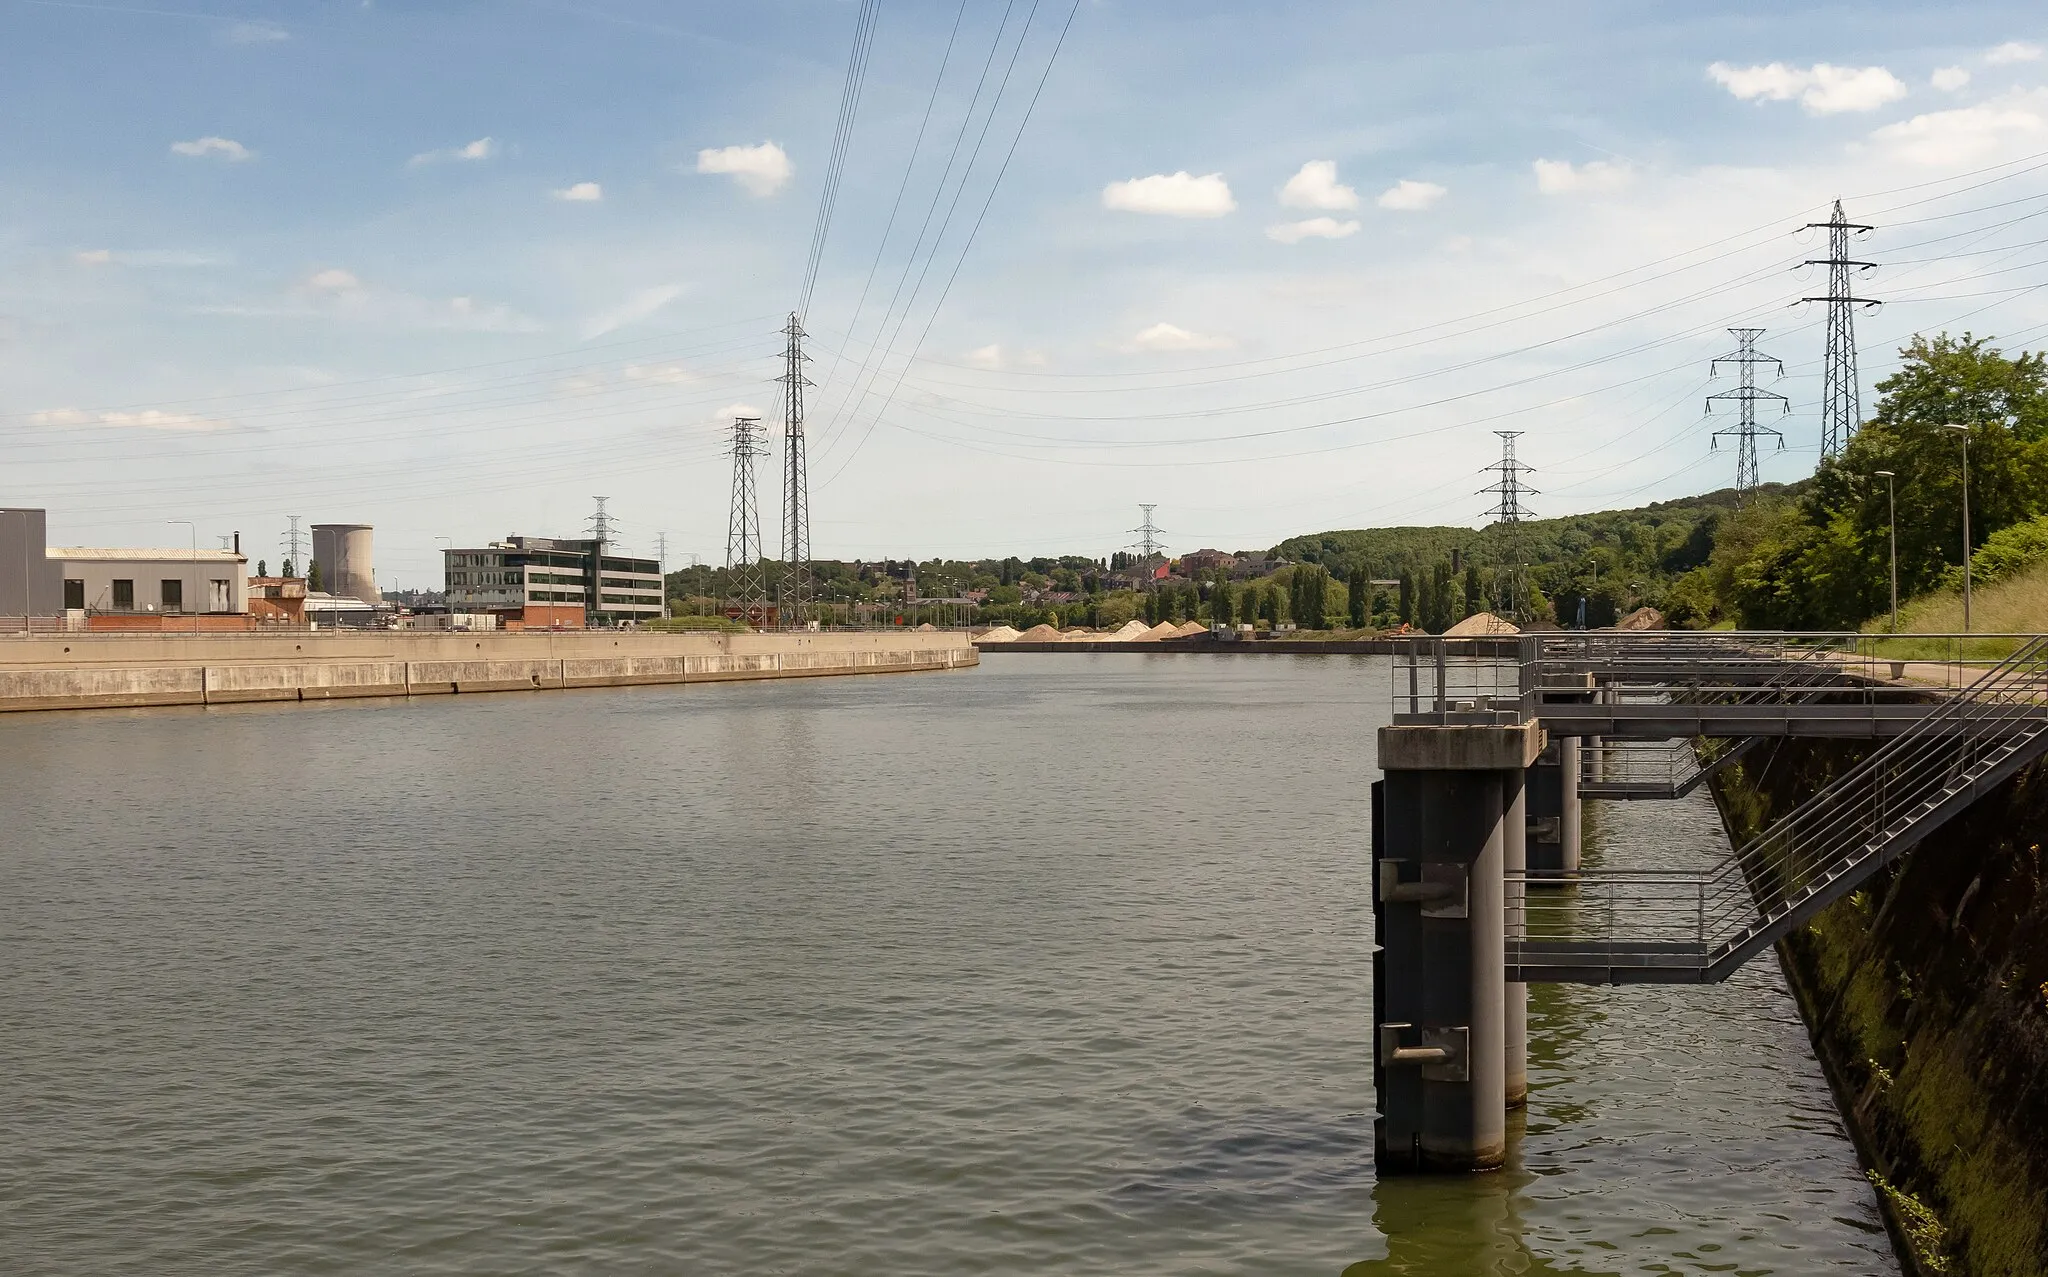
[1, 655, 1893, 1274]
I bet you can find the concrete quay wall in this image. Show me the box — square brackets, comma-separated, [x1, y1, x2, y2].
[0, 630, 976, 713]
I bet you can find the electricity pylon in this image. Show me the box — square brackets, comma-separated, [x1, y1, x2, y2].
[724, 416, 768, 618]
[1479, 431, 1538, 622]
[1129, 504, 1166, 584]
[1802, 199, 1880, 460]
[1707, 328, 1789, 504]
[778, 312, 814, 626]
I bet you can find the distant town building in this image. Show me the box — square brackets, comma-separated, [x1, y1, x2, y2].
[443, 535, 662, 627]
[1180, 549, 1240, 574]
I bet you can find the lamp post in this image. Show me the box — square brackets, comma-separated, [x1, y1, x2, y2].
[1942, 424, 1972, 631]
[1873, 470, 1898, 633]
[167, 519, 195, 631]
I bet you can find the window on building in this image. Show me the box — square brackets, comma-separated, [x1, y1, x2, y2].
[63, 579, 84, 610]
[112, 579, 134, 609]
[161, 579, 184, 610]
[210, 579, 231, 612]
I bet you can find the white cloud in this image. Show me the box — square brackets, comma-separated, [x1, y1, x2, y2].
[964, 344, 1005, 369]
[552, 181, 603, 202]
[169, 136, 253, 161]
[1126, 322, 1232, 352]
[1266, 217, 1361, 243]
[582, 284, 684, 339]
[1278, 160, 1359, 211]
[410, 136, 496, 166]
[1102, 171, 1236, 218]
[623, 362, 696, 385]
[1869, 97, 2048, 164]
[74, 249, 112, 265]
[222, 20, 287, 44]
[1932, 66, 1973, 92]
[695, 142, 792, 196]
[31, 407, 231, 431]
[716, 402, 765, 427]
[1707, 61, 1908, 113]
[1987, 41, 2044, 65]
[1533, 158, 1633, 194]
[1377, 178, 1447, 211]
[307, 268, 361, 291]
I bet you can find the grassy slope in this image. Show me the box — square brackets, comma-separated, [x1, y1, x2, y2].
[1887, 557, 2048, 634]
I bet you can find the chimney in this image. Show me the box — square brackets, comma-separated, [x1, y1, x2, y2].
[233, 531, 241, 555]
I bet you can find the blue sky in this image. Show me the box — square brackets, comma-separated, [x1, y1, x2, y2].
[3, 0, 2047, 585]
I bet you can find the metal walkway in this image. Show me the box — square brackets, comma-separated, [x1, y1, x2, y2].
[1504, 635, 2048, 983]
[1388, 631, 2048, 984]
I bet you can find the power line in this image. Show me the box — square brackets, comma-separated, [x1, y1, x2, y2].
[1802, 198, 1881, 459]
[796, 0, 881, 321]
[1706, 328, 1789, 503]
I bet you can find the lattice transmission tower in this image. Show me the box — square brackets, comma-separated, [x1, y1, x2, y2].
[1803, 199, 1880, 460]
[585, 496, 613, 543]
[1479, 431, 1538, 621]
[279, 515, 305, 577]
[1129, 504, 1165, 583]
[778, 312, 814, 627]
[1707, 328, 1789, 504]
[724, 416, 768, 619]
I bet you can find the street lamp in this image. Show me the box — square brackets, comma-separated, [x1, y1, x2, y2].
[166, 519, 194, 630]
[1942, 424, 1972, 631]
[1874, 470, 1898, 633]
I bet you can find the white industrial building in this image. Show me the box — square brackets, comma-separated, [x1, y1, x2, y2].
[52, 547, 248, 615]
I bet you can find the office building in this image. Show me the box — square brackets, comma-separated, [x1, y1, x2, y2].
[443, 536, 663, 627]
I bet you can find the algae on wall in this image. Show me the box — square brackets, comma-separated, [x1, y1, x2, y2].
[1713, 742, 2048, 1277]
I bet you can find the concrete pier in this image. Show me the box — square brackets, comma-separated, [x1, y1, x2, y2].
[0, 629, 976, 713]
[1374, 721, 1543, 1172]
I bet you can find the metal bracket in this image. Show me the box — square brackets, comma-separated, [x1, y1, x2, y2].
[1527, 816, 1561, 842]
[1378, 1022, 1471, 1082]
[1419, 862, 1469, 918]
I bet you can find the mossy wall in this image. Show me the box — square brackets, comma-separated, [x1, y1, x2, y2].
[1712, 743, 2048, 1277]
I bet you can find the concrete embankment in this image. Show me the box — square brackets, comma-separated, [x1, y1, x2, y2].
[980, 636, 1521, 656]
[0, 629, 976, 713]
[1710, 742, 2048, 1277]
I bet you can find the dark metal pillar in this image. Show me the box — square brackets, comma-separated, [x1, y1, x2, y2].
[1374, 721, 1542, 1173]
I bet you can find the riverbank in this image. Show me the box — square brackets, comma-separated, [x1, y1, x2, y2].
[0, 629, 976, 712]
[1710, 741, 2048, 1276]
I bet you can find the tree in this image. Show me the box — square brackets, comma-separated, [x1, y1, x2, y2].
[255, 559, 268, 578]
[308, 559, 323, 592]
[1463, 563, 1483, 616]
[281, 557, 296, 578]
[1348, 572, 1368, 628]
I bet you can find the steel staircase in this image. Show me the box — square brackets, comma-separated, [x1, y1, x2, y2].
[1510, 636, 2048, 983]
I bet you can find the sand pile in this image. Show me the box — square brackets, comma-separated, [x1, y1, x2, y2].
[1017, 623, 1064, 643]
[1129, 621, 1178, 642]
[1616, 606, 1666, 631]
[974, 625, 1022, 643]
[915, 622, 938, 631]
[1443, 611, 1520, 637]
[1173, 620, 1209, 637]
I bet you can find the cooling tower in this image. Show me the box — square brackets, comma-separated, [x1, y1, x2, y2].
[311, 523, 378, 603]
